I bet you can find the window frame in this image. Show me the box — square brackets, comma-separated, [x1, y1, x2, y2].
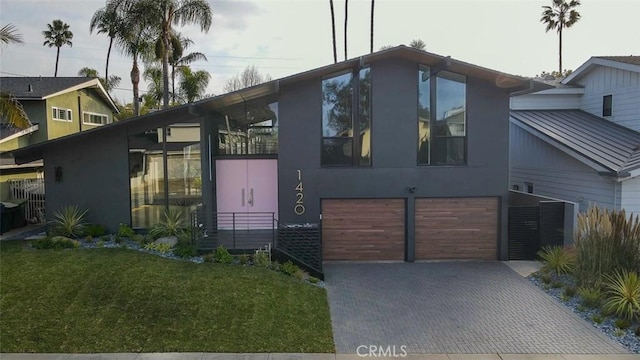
[602, 94, 613, 117]
[52, 107, 72, 122]
[417, 66, 468, 166]
[82, 111, 109, 126]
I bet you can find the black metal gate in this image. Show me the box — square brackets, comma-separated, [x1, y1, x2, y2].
[508, 202, 565, 260]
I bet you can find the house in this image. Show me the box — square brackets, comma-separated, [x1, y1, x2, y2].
[11, 46, 544, 264]
[0, 77, 119, 202]
[510, 56, 640, 214]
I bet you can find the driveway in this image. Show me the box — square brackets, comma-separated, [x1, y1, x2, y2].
[324, 261, 628, 354]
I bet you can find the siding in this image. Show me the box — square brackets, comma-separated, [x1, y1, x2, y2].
[576, 66, 640, 131]
[622, 177, 640, 216]
[510, 93, 581, 110]
[510, 124, 616, 211]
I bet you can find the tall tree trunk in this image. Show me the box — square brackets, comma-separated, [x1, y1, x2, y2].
[329, 0, 337, 63]
[131, 56, 140, 117]
[558, 25, 563, 74]
[344, 0, 348, 60]
[54, 47, 60, 77]
[162, 27, 170, 108]
[105, 37, 113, 87]
[171, 64, 176, 104]
[370, 0, 374, 53]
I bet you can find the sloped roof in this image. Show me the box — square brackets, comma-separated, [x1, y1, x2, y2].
[595, 56, 640, 66]
[510, 110, 640, 177]
[562, 56, 640, 85]
[0, 77, 118, 112]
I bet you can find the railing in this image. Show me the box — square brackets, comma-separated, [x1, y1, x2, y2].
[191, 209, 276, 250]
[274, 221, 322, 275]
[8, 178, 45, 224]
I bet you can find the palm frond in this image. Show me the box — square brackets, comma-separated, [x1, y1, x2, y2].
[0, 92, 31, 129]
[0, 24, 23, 45]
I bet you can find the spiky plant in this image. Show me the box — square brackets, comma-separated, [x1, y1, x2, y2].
[149, 207, 185, 238]
[49, 205, 88, 238]
[537, 245, 575, 275]
[603, 270, 640, 321]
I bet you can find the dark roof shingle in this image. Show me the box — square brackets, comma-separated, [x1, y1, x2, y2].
[0, 77, 95, 99]
[595, 56, 640, 66]
[510, 110, 640, 175]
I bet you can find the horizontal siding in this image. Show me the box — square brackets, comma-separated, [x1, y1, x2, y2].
[510, 124, 616, 211]
[622, 177, 640, 216]
[510, 94, 580, 110]
[577, 66, 640, 131]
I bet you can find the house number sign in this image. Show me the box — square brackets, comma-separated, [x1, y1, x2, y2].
[294, 170, 305, 215]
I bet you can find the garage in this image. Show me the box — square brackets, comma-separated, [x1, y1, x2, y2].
[415, 197, 498, 260]
[322, 199, 405, 261]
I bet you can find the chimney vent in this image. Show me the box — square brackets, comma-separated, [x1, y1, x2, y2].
[28, 84, 33, 92]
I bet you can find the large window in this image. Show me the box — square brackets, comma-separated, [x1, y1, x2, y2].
[83, 112, 109, 126]
[52, 107, 72, 121]
[218, 102, 278, 155]
[418, 67, 466, 165]
[321, 67, 371, 166]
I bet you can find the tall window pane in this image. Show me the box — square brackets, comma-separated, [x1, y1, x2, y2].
[359, 67, 371, 166]
[418, 66, 431, 165]
[434, 71, 466, 165]
[166, 123, 202, 219]
[322, 71, 353, 165]
[129, 130, 165, 228]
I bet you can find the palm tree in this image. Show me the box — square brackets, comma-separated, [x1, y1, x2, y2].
[541, 0, 581, 74]
[370, 0, 374, 53]
[42, 19, 74, 77]
[178, 66, 210, 103]
[116, 16, 153, 117]
[77, 67, 122, 91]
[409, 39, 426, 51]
[143, 65, 164, 108]
[344, 0, 348, 60]
[90, 0, 125, 84]
[133, 0, 212, 109]
[168, 33, 207, 103]
[0, 23, 23, 46]
[329, 0, 337, 63]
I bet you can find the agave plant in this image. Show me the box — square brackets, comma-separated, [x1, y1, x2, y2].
[149, 207, 185, 238]
[49, 205, 88, 238]
[537, 245, 575, 275]
[603, 270, 640, 321]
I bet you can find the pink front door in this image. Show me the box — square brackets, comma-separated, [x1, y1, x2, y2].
[215, 159, 278, 229]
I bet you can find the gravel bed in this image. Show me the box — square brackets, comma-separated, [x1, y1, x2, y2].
[529, 273, 640, 353]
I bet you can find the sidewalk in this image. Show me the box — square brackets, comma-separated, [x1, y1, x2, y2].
[2, 354, 640, 360]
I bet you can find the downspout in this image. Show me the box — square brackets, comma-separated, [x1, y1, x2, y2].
[77, 91, 82, 132]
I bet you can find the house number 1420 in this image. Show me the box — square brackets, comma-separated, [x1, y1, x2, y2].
[294, 170, 305, 215]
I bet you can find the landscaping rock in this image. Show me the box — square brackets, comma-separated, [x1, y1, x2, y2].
[154, 236, 178, 247]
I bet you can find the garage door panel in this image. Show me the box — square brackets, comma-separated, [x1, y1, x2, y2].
[416, 197, 498, 260]
[322, 199, 405, 261]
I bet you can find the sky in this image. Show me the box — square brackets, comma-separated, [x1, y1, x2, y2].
[1, 0, 638, 105]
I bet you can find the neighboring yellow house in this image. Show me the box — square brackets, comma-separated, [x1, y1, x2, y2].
[0, 77, 119, 203]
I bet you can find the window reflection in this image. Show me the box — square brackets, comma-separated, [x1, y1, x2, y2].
[218, 102, 278, 155]
[359, 67, 371, 166]
[418, 66, 431, 164]
[322, 71, 353, 138]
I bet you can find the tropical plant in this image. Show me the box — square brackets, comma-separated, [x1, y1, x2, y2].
[42, 19, 74, 77]
[149, 208, 186, 238]
[143, 65, 164, 108]
[117, 223, 136, 238]
[77, 67, 121, 91]
[578, 286, 602, 308]
[177, 66, 210, 103]
[329, 0, 337, 63]
[0, 93, 31, 129]
[132, 0, 212, 109]
[0, 23, 23, 46]
[603, 270, 640, 321]
[409, 39, 426, 51]
[49, 205, 88, 238]
[223, 65, 272, 93]
[574, 206, 640, 287]
[537, 245, 575, 275]
[540, 0, 581, 74]
[168, 32, 207, 103]
[90, 0, 125, 83]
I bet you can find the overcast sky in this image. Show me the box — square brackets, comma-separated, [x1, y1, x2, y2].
[1, 0, 638, 105]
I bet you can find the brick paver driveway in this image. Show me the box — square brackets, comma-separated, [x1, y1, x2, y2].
[324, 261, 628, 354]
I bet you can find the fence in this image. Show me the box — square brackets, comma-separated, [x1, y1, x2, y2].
[8, 178, 45, 224]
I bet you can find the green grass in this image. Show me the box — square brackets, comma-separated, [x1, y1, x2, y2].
[0, 241, 334, 353]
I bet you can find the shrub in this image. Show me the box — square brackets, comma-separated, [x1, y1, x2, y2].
[33, 236, 80, 250]
[117, 223, 136, 239]
[143, 242, 172, 254]
[203, 253, 215, 263]
[149, 208, 186, 238]
[538, 246, 575, 275]
[49, 205, 88, 238]
[294, 269, 308, 281]
[308, 276, 320, 284]
[550, 281, 563, 289]
[603, 270, 640, 321]
[564, 286, 577, 297]
[253, 250, 270, 268]
[615, 318, 631, 330]
[237, 253, 251, 265]
[540, 273, 552, 284]
[280, 261, 300, 276]
[85, 235, 93, 243]
[578, 286, 602, 308]
[614, 328, 626, 337]
[591, 314, 604, 324]
[84, 223, 107, 237]
[213, 245, 233, 264]
[173, 241, 198, 258]
[574, 206, 640, 287]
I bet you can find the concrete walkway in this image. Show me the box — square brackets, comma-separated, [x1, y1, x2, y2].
[2, 353, 640, 359]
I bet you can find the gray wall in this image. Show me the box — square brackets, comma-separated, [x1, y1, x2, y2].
[278, 57, 512, 259]
[44, 127, 130, 233]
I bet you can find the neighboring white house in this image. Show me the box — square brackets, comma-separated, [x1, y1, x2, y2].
[510, 56, 640, 215]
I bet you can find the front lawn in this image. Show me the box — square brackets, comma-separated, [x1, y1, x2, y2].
[0, 241, 334, 353]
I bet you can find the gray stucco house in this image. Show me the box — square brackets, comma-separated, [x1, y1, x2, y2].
[13, 46, 542, 264]
[510, 56, 640, 214]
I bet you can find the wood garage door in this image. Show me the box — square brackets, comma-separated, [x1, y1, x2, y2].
[415, 197, 498, 260]
[322, 199, 405, 261]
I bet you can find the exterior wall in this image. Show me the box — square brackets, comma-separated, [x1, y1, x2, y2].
[79, 88, 114, 129]
[278, 57, 511, 259]
[46, 92, 82, 139]
[576, 66, 640, 131]
[0, 136, 30, 152]
[510, 93, 581, 110]
[43, 127, 130, 232]
[621, 177, 640, 216]
[510, 124, 617, 212]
